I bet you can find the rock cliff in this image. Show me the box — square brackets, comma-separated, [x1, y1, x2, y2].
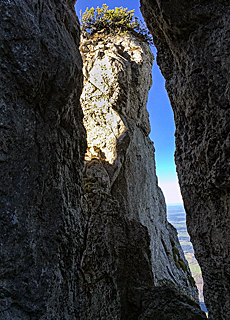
[0, 0, 208, 318]
[0, 0, 86, 318]
[140, 1, 230, 319]
[80, 31, 206, 319]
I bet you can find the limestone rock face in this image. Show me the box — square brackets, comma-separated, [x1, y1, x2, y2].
[80, 32, 206, 319]
[0, 0, 86, 318]
[140, 1, 230, 319]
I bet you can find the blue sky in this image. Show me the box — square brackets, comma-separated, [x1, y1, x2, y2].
[75, 0, 183, 204]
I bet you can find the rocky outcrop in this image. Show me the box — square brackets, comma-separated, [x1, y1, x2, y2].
[140, 1, 230, 319]
[0, 0, 209, 318]
[80, 32, 206, 319]
[0, 0, 86, 318]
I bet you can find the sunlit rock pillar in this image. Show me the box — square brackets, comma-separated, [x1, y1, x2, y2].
[140, 1, 230, 319]
[80, 31, 206, 319]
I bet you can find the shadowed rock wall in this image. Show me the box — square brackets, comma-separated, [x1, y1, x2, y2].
[140, 1, 230, 319]
[0, 0, 86, 318]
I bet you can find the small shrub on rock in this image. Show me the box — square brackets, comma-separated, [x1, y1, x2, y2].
[80, 4, 153, 45]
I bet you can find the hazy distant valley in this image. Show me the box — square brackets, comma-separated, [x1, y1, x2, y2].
[167, 204, 207, 314]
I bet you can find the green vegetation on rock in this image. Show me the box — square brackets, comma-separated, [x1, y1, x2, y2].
[171, 239, 196, 287]
[188, 275, 196, 287]
[80, 4, 153, 45]
[178, 258, 188, 272]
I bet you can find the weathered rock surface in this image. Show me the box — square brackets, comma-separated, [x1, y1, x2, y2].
[140, 1, 230, 319]
[0, 0, 86, 318]
[0, 0, 209, 318]
[80, 32, 206, 319]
